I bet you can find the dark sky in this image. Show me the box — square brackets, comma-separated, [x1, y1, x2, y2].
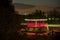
[13, 0, 60, 7]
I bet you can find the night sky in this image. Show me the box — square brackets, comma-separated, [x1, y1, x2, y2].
[13, 0, 60, 7]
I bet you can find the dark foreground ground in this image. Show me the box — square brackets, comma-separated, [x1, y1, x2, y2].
[17, 32, 60, 40]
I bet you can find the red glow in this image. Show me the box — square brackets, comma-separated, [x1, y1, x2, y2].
[27, 21, 45, 28]
[27, 22, 35, 27]
[27, 32, 36, 36]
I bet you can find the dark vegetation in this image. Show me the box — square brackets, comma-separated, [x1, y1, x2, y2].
[0, 0, 19, 40]
[18, 9, 60, 24]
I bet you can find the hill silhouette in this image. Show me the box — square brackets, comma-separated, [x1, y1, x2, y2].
[14, 3, 35, 9]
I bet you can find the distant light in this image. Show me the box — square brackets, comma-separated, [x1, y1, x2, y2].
[27, 32, 36, 36]
[48, 24, 60, 27]
[25, 19, 47, 21]
[28, 28, 34, 31]
[52, 18, 54, 20]
[48, 18, 51, 20]
[20, 29, 25, 31]
[20, 23, 27, 25]
[55, 18, 59, 20]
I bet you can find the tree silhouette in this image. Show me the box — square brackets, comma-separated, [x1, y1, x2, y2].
[0, 0, 18, 40]
[33, 9, 46, 18]
[26, 9, 46, 19]
[48, 8, 60, 18]
[48, 8, 60, 24]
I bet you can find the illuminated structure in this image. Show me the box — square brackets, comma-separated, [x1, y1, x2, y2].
[20, 19, 49, 37]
